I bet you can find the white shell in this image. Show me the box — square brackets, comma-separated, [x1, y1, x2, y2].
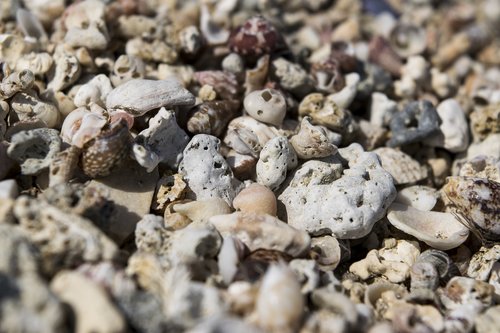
[244, 89, 286, 126]
[387, 203, 469, 250]
[290, 117, 337, 160]
[395, 186, 439, 211]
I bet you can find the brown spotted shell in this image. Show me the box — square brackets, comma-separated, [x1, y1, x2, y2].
[80, 119, 131, 178]
[229, 16, 286, 59]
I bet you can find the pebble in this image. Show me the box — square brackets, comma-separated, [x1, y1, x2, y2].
[179, 134, 241, 206]
[280, 144, 396, 239]
[173, 199, 232, 223]
[243, 88, 287, 126]
[0, 179, 18, 199]
[256, 136, 297, 190]
[374, 147, 428, 185]
[232, 183, 277, 216]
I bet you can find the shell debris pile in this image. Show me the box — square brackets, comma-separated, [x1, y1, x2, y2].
[0, 0, 500, 332]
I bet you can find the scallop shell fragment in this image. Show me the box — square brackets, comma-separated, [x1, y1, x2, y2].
[106, 78, 196, 116]
[387, 203, 470, 250]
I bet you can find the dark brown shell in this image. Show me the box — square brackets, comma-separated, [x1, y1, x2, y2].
[80, 119, 131, 178]
[229, 16, 286, 59]
[310, 59, 345, 93]
[368, 36, 403, 77]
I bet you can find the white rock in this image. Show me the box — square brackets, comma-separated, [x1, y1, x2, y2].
[51, 271, 126, 333]
[134, 108, 190, 171]
[290, 117, 337, 160]
[395, 186, 439, 211]
[328, 73, 360, 109]
[0, 179, 18, 200]
[279, 144, 396, 239]
[424, 99, 470, 153]
[370, 92, 397, 127]
[374, 147, 428, 185]
[179, 134, 240, 206]
[387, 203, 470, 250]
[218, 236, 244, 285]
[244, 89, 286, 126]
[209, 212, 310, 257]
[256, 136, 297, 190]
[73, 74, 113, 107]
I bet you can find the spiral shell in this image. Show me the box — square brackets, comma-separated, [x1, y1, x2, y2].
[80, 119, 131, 178]
[187, 100, 240, 137]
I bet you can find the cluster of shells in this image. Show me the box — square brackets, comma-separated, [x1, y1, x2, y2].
[1, 0, 500, 332]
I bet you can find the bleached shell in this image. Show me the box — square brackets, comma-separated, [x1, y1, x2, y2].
[374, 147, 428, 185]
[310, 235, 342, 270]
[253, 264, 304, 333]
[440, 276, 495, 311]
[74, 74, 113, 108]
[106, 78, 195, 116]
[47, 50, 81, 92]
[173, 199, 232, 223]
[299, 93, 350, 132]
[14, 52, 53, 76]
[61, 108, 108, 148]
[387, 203, 470, 250]
[244, 89, 286, 126]
[290, 117, 337, 159]
[458, 155, 500, 182]
[232, 183, 277, 216]
[395, 186, 439, 211]
[11, 89, 60, 128]
[209, 212, 310, 257]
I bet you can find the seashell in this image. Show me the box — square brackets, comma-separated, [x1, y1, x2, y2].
[23, 0, 64, 27]
[271, 57, 314, 98]
[395, 186, 439, 211]
[16, 8, 48, 44]
[387, 100, 441, 147]
[179, 25, 203, 55]
[0, 69, 34, 99]
[11, 89, 61, 128]
[467, 245, 500, 281]
[443, 176, 500, 242]
[368, 36, 403, 77]
[49, 146, 81, 187]
[14, 52, 53, 76]
[218, 236, 248, 285]
[327, 73, 361, 110]
[173, 199, 232, 223]
[110, 55, 145, 87]
[116, 15, 158, 39]
[400, 55, 429, 83]
[233, 183, 277, 216]
[74, 74, 113, 108]
[209, 212, 311, 258]
[417, 249, 460, 285]
[391, 303, 444, 333]
[243, 89, 286, 127]
[235, 249, 292, 282]
[388, 23, 427, 58]
[47, 50, 81, 92]
[444, 303, 482, 333]
[61, 108, 108, 148]
[298, 93, 351, 132]
[440, 276, 495, 311]
[151, 172, 186, 212]
[223, 148, 257, 181]
[430, 68, 458, 99]
[310, 58, 345, 94]
[256, 136, 297, 190]
[187, 100, 240, 137]
[310, 235, 342, 271]
[387, 203, 470, 250]
[222, 53, 245, 76]
[475, 305, 500, 333]
[200, 4, 230, 45]
[106, 78, 195, 117]
[290, 117, 337, 160]
[244, 55, 269, 95]
[194, 71, 241, 101]
[253, 264, 303, 333]
[224, 116, 279, 158]
[469, 103, 500, 142]
[374, 147, 428, 184]
[0, 35, 29, 69]
[229, 16, 286, 59]
[80, 119, 131, 178]
[409, 261, 439, 297]
[7, 128, 61, 175]
[364, 281, 407, 310]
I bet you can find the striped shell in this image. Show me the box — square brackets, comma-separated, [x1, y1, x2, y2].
[80, 119, 130, 178]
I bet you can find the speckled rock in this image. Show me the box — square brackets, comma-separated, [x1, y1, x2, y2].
[0, 224, 65, 333]
[271, 57, 314, 98]
[209, 212, 310, 257]
[179, 134, 241, 206]
[424, 99, 470, 153]
[467, 245, 500, 281]
[458, 155, 500, 181]
[470, 103, 500, 141]
[7, 128, 61, 175]
[244, 88, 287, 126]
[374, 147, 428, 185]
[279, 144, 396, 239]
[256, 136, 297, 190]
[13, 196, 119, 275]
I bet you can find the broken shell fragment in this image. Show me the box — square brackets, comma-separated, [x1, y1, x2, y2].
[187, 100, 240, 137]
[387, 203, 470, 250]
[106, 78, 195, 117]
[257, 136, 297, 190]
[290, 117, 337, 160]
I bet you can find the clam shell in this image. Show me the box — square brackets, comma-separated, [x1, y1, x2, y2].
[106, 78, 195, 117]
[387, 203, 469, 250]
[374, 147, 428, 185]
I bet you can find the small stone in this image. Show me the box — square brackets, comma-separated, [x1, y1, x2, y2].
[470, 103, 500, 142]
[257, 136, 297, 190]
[475, 305, 500, 333]
[179, 134, 241, 206]
[271, 57, 314, 98]
[233, 183, 277, 216]
[0, 179, 18, 199]
[173, 199, 232, 223]
[290, 117, 337, 160]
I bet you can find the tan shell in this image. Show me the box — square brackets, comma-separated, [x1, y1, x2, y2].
[233, 183, 277, 216]
[290, 117, 337, 159]
[374, 147, 428, 185]
[298, 93, 350, 132]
